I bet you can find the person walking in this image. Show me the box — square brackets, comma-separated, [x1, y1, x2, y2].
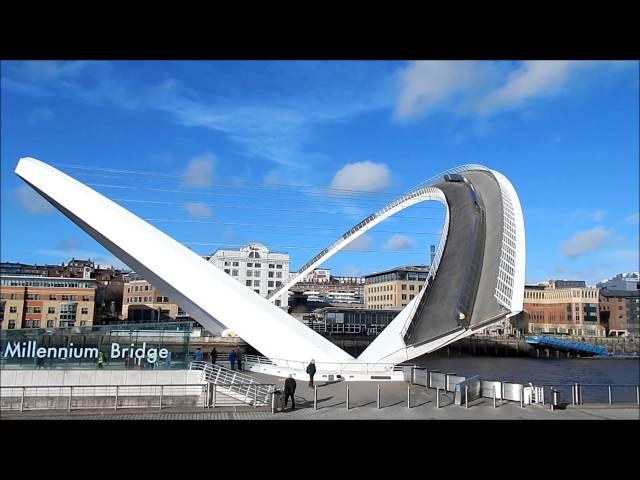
[306, 359, 316, 387]
[229, 349, 237, 370]
[211, 347, 217, 365]
[97, 351, 105, 369]
[284, 374, 296, 410]
[236, 349, 242, 371]
[194, 348, 202, 362]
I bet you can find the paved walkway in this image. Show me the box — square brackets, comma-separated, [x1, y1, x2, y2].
[2, 378, 639, 420]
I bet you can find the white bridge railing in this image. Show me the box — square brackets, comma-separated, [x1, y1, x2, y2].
[189, 361, 274, 406]
[241, 354, 405, 376]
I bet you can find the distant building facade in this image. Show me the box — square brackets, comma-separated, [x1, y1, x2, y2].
[599, 289, 640, 336]
[597, 272, 640, 292]
[548, 280, 586, 289]
[122, 278, 182, 322]
[0, 275, 96, 330]
[520, 284, 605, 337]
[207, 243, 290, 309]
[364, 265, 429, 310]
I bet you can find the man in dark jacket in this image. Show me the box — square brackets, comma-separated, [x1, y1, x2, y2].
[306, 359, 316, 387]
[229, 349, 237, 370]
[284, 374, 296, 410]
[211, 347, 217, 365]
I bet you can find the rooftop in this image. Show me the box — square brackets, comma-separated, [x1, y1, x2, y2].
[363, 264, 429, 278]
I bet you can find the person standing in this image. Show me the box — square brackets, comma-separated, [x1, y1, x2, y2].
[97, 351, 105, 369]
[284, 374, 296, 410]
[194, 348, 202, 362]
[306, 359, 316, 387]
[229, 349, 237, 370]
[211, 347, 217, 365]
[236, 349, 242, 371]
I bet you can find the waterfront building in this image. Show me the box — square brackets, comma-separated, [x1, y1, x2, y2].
[121, 278, 191, 323]
[207, 243, 290, 309]
[519, 284, 605, 337]
[0, 275, 97, 330]
[599, 289, 640, 336]
[306, 306, 401, 336]
[597, 272, 640, 292]
[304, 268, 331, 283]
[364, 265, 429, 310]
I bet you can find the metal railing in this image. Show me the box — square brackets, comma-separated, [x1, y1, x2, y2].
[0, 384, 206, 412]
[531, 383, 640, 406]
[240, 354, 405, 376]
[189, 361, 275, 406]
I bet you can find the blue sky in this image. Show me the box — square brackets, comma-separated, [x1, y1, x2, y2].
[1, 60, 638, 285]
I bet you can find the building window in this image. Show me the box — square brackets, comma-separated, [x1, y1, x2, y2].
[47, 320, 54, 327]
[233, 262, 239, 267]
[224, 261, 230, 266]
[268, 281, 274, 287]
[276, 272, 282, 278]
[401, 284, 407, 290]
[8, 320, 15, 329]
[70, 295, 77, 301]
[276, 282, 282, 287]
[49, 294, 56, 300]
[254, 280, 260, 287]
[409, 285, 415, 291]
[144, 285, 149, 291]
[82, 295, 90, 301]
[156, 296, 162, 302]
[247, 271, 253, 277]
[269, 264, 275, 269]
[9, 306, 17, 313]
[232, 270, 238, 276]
[81, 307, 89, 314]
[80, 321, 87, 326]
[255, 263, 261, 268]
[402, 294, 407, 300]
[224, 269, 230, 274]
[410, 294, 415, 300]
[48, 307, 55, 314]
[276, 265, 282, 269]
[246, 280, 252, 287]
[247, 263, 253, 267]
[268, 272, 274, 278]
[275, 300, 281, 306]
[134, 286, 139, 292]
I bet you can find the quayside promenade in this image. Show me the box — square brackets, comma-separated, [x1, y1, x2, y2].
[2, 375, 638, 420]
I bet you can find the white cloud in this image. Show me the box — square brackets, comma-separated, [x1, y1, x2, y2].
[54, 239, 81, 250]
[624, 212, 639, 224]
[22, 61, 92, 82]
[591, 209, 606, 221]
[394, 60, 632, 121]
[330, 161, 390, 192]
[183, 203, 212, 218]
[474, 61, 590, 115]
[16, 185, 54, 213]
[263, 172, 282, 186]
[395, 60, 493, 120]
[561, 226, 610, 258]
[182, 153, 215, 187]
[383, 234, 416, 251]
[27, 107, 54, 125]
[343, 234, 373, 251]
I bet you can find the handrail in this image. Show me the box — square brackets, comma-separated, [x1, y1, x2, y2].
[190, 361, 275, 405]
